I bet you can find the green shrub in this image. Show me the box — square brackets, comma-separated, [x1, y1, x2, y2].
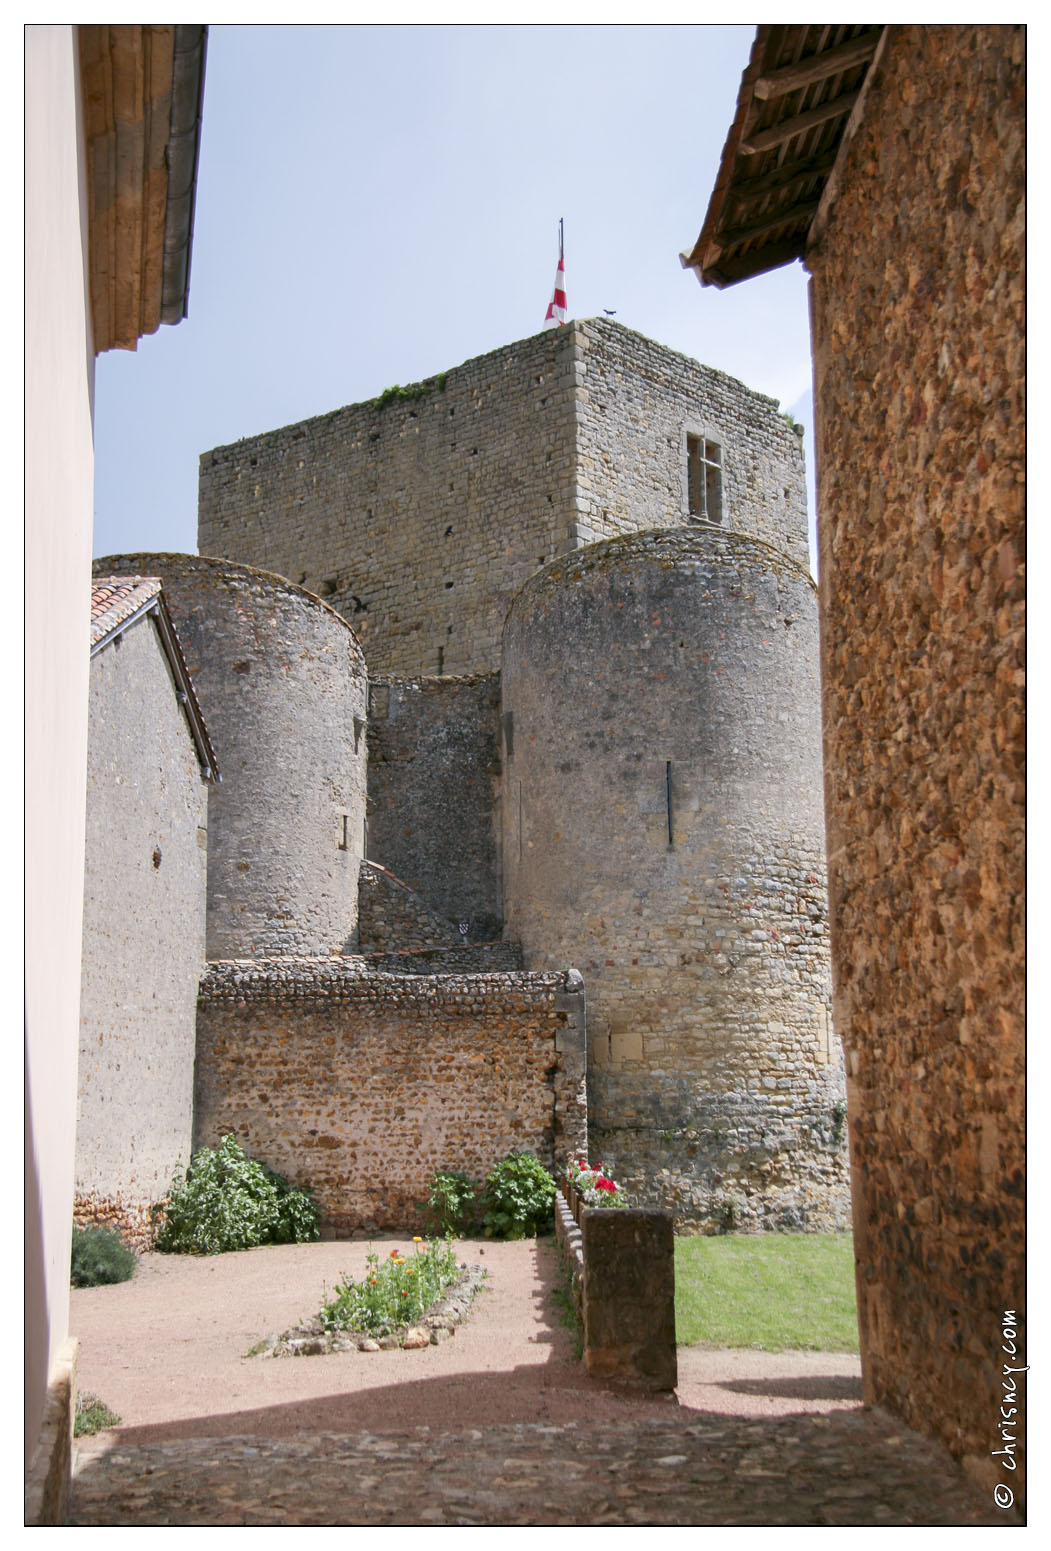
[319, 1237, 462, 1335]
[425, 1170, 477, 1234]
[70, 1227, 136, 1288]
[153, 1135, 320, 1255]
[74, 1393, 121, 1436]
[481, 1152, 556, 1239]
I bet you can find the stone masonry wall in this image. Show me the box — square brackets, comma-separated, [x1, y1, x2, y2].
[194, 960, 587, 1234]
[197, 321, 808, 675]
[357, 861, 462, 953]
[366, 674, 502, 936]
[95, 555, 368, 958]
[502, 527, 848, 1230]
[76, 611, 208, 1242]
[807, 25, 1025, 1492]
[198, 332, 579, 675]
[573, 318, 809, 570]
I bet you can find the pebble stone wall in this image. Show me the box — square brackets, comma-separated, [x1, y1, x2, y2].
[95, 555, 367, 958]
[194, 960, 587, 1234]
[365, 674, 502, 937]
[807, 25, 1025, 1491]
[197, 320, 807, 675]
[76, 608, 209, 1249]
[502, 526, 848, 1230]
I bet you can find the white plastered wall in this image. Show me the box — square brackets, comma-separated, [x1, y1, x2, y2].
[24, 24, 95, 1472]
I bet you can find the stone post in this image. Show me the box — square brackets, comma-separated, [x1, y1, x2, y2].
[581, 1207, 677, 1391]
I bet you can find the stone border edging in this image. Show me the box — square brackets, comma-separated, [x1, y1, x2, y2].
[249, 1263, 488, 1357]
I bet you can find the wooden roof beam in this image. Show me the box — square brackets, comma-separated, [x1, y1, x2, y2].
[726, 148, 839, 209]
[715, 197, 822, 251]
[741, 90, 861, 155]
[753, 30, 883, 100]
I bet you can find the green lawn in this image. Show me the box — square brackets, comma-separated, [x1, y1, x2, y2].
[675, 1232, 859, 1352]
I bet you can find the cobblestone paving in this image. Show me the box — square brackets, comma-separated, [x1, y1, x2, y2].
[72, 1409, 1008, 1526]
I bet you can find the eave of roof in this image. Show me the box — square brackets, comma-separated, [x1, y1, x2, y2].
[78, 25, 207, 351]
[91, 577, 220, 783]
[681, 24, 886, 290]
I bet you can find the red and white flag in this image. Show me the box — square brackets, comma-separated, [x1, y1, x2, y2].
[543, 220, 567, 328]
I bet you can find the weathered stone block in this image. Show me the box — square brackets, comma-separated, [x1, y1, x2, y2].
[581, 1207, 677, 1391]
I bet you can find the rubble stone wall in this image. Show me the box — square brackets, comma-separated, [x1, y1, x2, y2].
[807, 23, 1025, 1490]
[573, 318, 809, 570]
[76, 611, 208, 1239]
[365, 674, 502, 936]
[194, 960, 587, 1235]
[197, 331, 579, 675]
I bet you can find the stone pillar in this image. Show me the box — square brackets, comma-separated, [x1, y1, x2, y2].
[581, 1208, 677, 1391]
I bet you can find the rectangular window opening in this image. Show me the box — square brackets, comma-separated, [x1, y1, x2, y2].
[687, 434, 723, 524]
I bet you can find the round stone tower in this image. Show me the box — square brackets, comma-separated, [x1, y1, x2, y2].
[95, 554, 368, 959]
[501, 525, 849, 1229]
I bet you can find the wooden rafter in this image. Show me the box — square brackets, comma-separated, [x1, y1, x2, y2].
[716, 198, 823, 251]
[740, 91, 861, 156]
[725, 149, 839, 211]
[753, 30, 882, 100]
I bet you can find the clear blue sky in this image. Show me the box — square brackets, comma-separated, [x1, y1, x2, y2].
[92, 23, 817, 567]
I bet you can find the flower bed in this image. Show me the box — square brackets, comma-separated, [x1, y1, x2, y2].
[251, 1241, 487, 1357]
[319, 1237, 461, 1335]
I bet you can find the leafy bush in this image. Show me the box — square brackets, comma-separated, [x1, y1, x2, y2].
[319, 1238, 462, 1336]
[425, 1170, 477, 1234]
[153, 1135, 320, 1255]
[70, 1226, 136, 1287]
[481, 1152, 556, 1239]
[74, 1393, 121, 1436]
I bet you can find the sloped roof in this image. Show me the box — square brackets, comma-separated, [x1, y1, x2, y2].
[90, 576, 163, 647]
[681, 24, 886, 289]
[90, 576, 219, 782]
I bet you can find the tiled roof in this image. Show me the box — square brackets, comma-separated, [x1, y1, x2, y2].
[89, 575, 220, 782]
[90, 576, 163, 648]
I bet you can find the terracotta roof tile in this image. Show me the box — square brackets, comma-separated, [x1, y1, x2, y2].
[90, 576, 163, 648]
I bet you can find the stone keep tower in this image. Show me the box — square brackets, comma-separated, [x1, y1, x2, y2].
[94, 554, 368, 958]
[196, 320, 849, 1228]
[198, 319, 809, 676]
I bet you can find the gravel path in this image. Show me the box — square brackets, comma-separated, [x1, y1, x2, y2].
[69, 1237, 1005, 1526]
[70, 1236, 864, 1442]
